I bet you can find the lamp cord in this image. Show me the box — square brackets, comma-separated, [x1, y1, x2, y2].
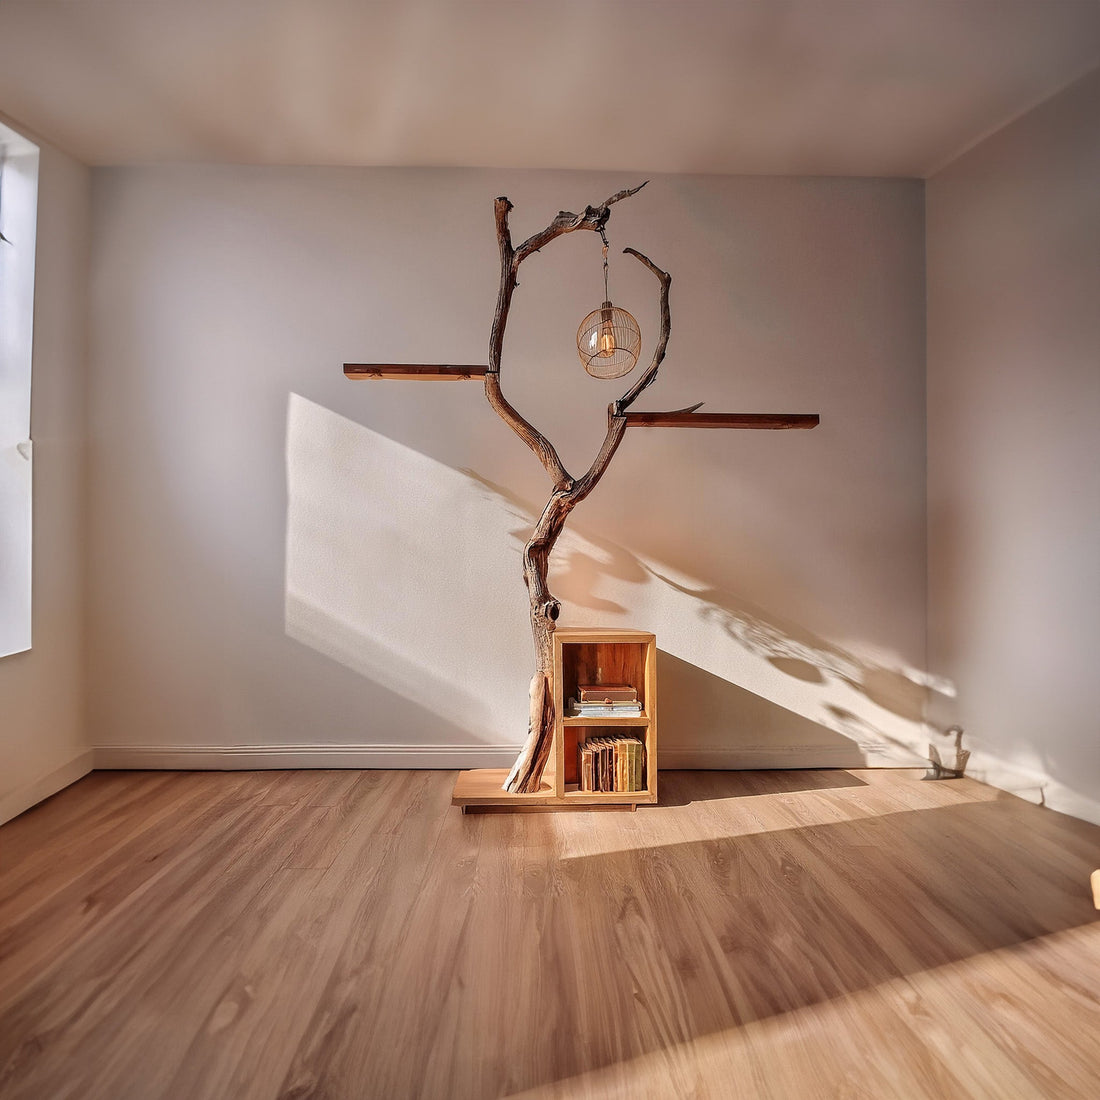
[599, 226, 610, 303]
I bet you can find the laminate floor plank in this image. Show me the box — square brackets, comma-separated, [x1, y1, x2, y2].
[254, 770, 343, 807]
[550, 811, 733, 1099]
[0, 769, 1097, 1100]
[278, 771, 386, 870]
[67, 804, 318, 1100]
[169, 770, 440, 1100]
[0, 773, 261, 1007]
[420, 812, 571, 1100]
[274, 770, 467, 1098]
[0, 797, 304, 1098]
[1, 774, 251, 915]
[0, 772, 178, 880]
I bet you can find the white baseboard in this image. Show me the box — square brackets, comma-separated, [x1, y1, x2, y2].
[0, 748, 95, 826]
[93, 743, 521, 771]
[55, 742, 1100, 829]
[963, 748, 1100, 827]
[92, 742, 886, 773]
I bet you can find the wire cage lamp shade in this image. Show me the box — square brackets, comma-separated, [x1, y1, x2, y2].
[576, 301, 641, 379]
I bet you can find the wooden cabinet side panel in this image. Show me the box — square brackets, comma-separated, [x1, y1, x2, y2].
[552, 637, 566, 799]
[646, 639, 658, 799]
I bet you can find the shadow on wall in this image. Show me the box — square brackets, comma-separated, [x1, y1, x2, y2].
[286, 393, 948, 761]
[658, 651, 871, 767]
[464, 469, 949, 764]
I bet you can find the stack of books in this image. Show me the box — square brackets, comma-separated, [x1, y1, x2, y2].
[567, 683, 642, 718]
[579, 735, 646, 792]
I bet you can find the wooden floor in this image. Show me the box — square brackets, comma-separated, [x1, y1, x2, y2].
[1, 769, 1098, 1099]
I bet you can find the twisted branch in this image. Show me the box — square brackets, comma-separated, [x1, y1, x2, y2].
[486, 197, 573, 491]
[615, 247, 672, 413]
[512, 182, 648, 264]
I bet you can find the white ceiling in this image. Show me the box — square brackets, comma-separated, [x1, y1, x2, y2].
[0, 0, 1097, 177]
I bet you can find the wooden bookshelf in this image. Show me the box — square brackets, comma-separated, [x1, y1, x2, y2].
[452, 627, 657, 812]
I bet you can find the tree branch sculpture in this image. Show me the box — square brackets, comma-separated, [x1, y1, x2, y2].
[486, 184, 676, 793]
[344, 184, 818, 796]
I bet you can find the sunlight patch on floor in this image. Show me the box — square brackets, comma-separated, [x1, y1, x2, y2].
[553, 772, 998, 861]
[503, 923, 1100, 1100]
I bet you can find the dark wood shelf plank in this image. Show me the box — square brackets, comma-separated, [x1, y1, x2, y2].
[623, 412, 819, 429]
[344, 364, 489, 380]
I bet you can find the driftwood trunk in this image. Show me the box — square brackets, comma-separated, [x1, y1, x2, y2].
[487, 187, 672, 793]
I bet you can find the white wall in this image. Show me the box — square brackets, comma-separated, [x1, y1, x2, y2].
[927, 69, 1100, 823]
[0, 132, 91, 823]
[87, 167, 929, 769]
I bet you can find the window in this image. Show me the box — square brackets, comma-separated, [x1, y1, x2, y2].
[0, 121, 39, 658]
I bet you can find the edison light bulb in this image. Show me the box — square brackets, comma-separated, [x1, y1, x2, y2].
[598, 324, 616, 357]
[597, 302, 616, 356]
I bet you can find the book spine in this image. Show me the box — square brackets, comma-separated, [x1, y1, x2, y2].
[569, 708, 642, 718]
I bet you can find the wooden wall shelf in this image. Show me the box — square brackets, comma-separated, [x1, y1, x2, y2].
[343, 364, 489, 380]
[452, 627, 658, 813]
[622, 411, 818, 429]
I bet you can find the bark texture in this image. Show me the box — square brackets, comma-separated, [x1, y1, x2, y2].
[490, 185, 673, 793]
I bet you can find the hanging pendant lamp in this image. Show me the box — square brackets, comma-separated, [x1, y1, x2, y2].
[576, 231, 641, 379]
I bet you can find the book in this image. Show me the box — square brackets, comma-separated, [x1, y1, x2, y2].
[579, 742, 594, 791]
[567, 698, 643, 718]
[569, 696, 640, 709]
[577, 734, 645, 793]
[578, 684, 637, 704]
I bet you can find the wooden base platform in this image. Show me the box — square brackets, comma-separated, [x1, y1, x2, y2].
[451, 768, 647, 813]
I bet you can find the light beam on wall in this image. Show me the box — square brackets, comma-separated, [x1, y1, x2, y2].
[286, 394, 946, 763]
[285, 393, 533, 741]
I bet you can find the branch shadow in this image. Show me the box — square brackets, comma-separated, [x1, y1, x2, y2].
[463, 467, 941, 763]
[649, 568, 933, 725]
[656, 650, 876, 799]
[287, 403, 940, 764]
